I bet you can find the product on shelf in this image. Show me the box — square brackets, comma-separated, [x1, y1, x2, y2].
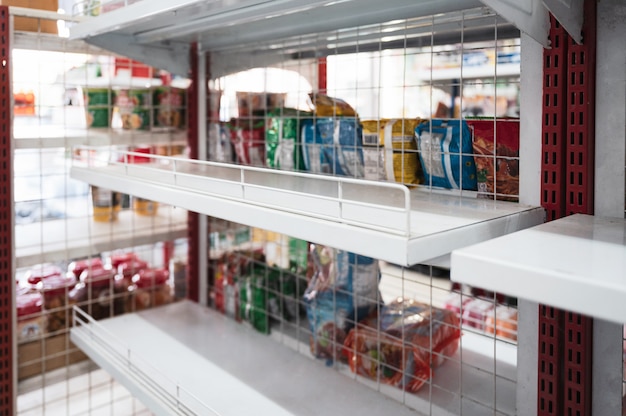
[108, 251, 137, 270]
[68, 258, 104, 279]
[1, 0, 58, 34]
[484, 305, 518, 341]
[236, 91, 285, 117]
[128, 268, 172, 311]
[27, 265, 77, 334]
[360, 119, 387, 181]
[227, 118, 266, 166]
[467, 118, 520, 201]
[239, 264, 270, 334]
[344, 297, 461, 392]
[16, 292, 45, 342]
[91, 186, 121, 222]
[301, 117, 365, 178]
[69, 266, 119, 321]
[265, 108, 312, 171]
[208, 123, 234, 163]
[380, 118, 424, 186]
[309, 93, 357, 117]
[115, 257, 149, 314]
[83, 87, 113, 128]
[171, 257, 187, 300]
[304, 245, 381, 362]
[415, 119, 477, 190]
[113, 89, 151, 130]
[128, 146, 159, 216]
[153, 86, 186, 129]
[461, 297, 496, 331]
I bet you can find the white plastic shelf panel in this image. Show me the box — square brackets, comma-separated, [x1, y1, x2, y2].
[14, 126, 187, 150]
[70, 149, 545, 266]
[15, 206, 188, 268]
[451, 214, 626, 324]
[70, 300, 517, 416]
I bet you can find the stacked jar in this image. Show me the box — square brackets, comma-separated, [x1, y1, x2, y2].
[16, 290, 45, 342]
[68, 258, 104, 280]
[26, 264, 76, 334]
[115, 256, 148, 315]
[69, 265, 119, 321]
[128, 268, 172, 311]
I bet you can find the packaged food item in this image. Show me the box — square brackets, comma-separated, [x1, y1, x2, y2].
[68, 258, 104, 279]
[129, 268, 172, 311]
[239, 265, 270, 334]
[360, 119, 387, 181]
[91, 186, 121, 222]
[461, 298, 495, 331]
[304, 245, 381, 362]
[107, 251, 137, 270]
[115, 258, 149, 315]
[83, 87, 113, 128]
[309, 93, 357, 117]
[467, 118, 520, 201]
[228, 118, 266, 166]
[69, 266, 118, 321]
[485, 305, 518, 341]
[152, 86, 186, 129]
[208, 123, 234, 163]
[415, 119, 477, 190]
[16, 292, 45, 342]
[114, 89, 151, 130]
[265, 108, 312, 171]
[381, 119, 423, 186]
[128, 146, 159, 216]
[27, 265, 77, 333]
[301, 117, 365, 178]
[236, 92, 285, 117]
[344, 298, 461, 392]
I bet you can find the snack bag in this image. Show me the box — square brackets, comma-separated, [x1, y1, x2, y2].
[381, 119, 423, 186]
[344, 298, 461, 392]
[361, 120, 387, 181]
[301, 117, 365, 178]
[309, 93, 357, 117]
[304, 245, 381, 363]
[467, 119, 520, 201]
[265, 108, 312, 171]
[228, 118, 266, 166]
[415, 119, 477, 190]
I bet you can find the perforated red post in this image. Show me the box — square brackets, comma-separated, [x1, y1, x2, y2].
[187, 43, 199, 302]
[0, 6, 13, 415]
[539, 2, 596, 415]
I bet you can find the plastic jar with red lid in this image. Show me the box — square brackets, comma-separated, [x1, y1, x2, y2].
[108, 251, 137, 269]
[129, 268, 172, 311]
[69, 266, 121, 320]
[27, 265, 77, 333]
[68, 258, 104, 279]
[16, 292, 45, 342]
[115, 258, 149, 314]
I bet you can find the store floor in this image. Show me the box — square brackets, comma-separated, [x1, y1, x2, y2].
[18, 362, 153, 416]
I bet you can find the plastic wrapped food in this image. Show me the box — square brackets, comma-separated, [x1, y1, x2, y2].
[415, 119, 477, 190]
[304, 245, 381, 362]
[68, 258, 103, 279]
[461, 298, 495, 331]
[265, 108, 312, 171]
[228, 118, 266, 166]
[467, 118, 520, 201]
[485, 305, 518, 341]
[27, 265, 76, 333]
[344, 298, 461, 392]
[301, 117, 365, 178]
[129, 268, 172, 311]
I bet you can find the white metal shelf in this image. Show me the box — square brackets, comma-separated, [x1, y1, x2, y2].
[15, 206, 188, 269]
[70, 150, 544, 266]
[14, 125, 187, 150]
[451, 214, 626, 324]
[71, 300, 517, 416]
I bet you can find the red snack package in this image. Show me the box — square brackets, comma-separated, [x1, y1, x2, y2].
[344, 298, 461, 392]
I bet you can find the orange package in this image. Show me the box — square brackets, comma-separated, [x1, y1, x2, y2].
[344, 298, 461, 392]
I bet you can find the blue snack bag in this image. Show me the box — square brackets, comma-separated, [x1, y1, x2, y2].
[415, 119, 477, 190]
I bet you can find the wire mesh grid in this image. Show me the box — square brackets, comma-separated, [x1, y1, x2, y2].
[11, 6, 187, 415]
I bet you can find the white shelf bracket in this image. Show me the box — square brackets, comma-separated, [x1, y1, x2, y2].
[85, 33, 190, 77]
[480, 0, 551, 47]
[542, 0, 583, 44]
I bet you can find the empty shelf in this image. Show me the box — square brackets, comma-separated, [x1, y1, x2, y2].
[70, 153, 545, 266]
[451, 214, 626, 324]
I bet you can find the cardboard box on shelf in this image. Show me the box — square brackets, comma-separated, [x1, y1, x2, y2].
[0, 0, 58, 34]
[18, 332, 88, 381]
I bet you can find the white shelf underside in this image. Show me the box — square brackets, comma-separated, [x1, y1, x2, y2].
[71, 162, 544, 266]
[451, 214, 626, 324]
[71, 300, 518, 416]
[15, 206, 188, 268]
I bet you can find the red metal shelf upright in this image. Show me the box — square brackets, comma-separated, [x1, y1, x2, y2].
[0, 5, 13, 415]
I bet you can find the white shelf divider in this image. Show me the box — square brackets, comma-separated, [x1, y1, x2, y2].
[451, 214, 626, 324]
[15, 206, 188, 268]
[70, 148, 545, 266]
[70, 300, 517, 416]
